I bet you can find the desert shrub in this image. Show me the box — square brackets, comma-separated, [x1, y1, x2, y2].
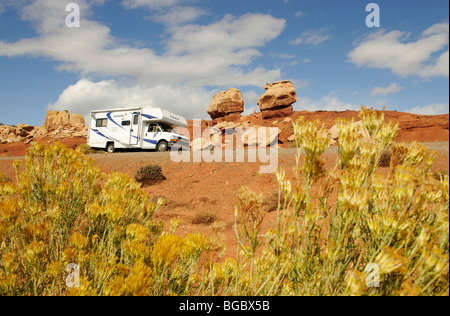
[0, 173, 12, 184]
[135, 165, 166, 186]
[78, 143, 92, 155]
[191, 211, 218, 225]
[379, 148, 392, 168]
[262, 190, 290, 213]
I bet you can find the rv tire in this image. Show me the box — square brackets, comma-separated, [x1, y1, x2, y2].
[156, 141, 168, 152]
[106, 143, 115, 153]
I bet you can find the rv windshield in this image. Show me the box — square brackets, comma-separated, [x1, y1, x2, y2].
[159, 124, 173, 133]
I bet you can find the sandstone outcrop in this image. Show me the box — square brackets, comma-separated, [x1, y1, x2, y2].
[207, 88, 244, 121]
[258, 81, 297, 118]
[44, 110, 85, 132]
[0, 110, 87, 145]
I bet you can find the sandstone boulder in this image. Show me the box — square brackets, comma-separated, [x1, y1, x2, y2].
[258, 81, 297, 116]
[190, 138, 215, 151]
[214, 121, 237, 131]
[73, 130, 88, 138]
[15, 124, 35, 137]
[0, 126, 14, 138]
[207, 88, 244, 120]
[33, 126, 48, 139]
[241, 127, 280, 147]
[287, 134, 296, 142]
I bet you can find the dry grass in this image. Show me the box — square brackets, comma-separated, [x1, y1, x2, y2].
[191, 210, 218, 225]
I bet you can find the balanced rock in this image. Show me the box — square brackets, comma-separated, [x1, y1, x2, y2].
[207, 88, 244, 120]
[258, 81, 297, 116]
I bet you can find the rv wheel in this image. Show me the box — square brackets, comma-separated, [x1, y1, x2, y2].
[106, 143, 115, 153]
[156, 141, 168, 152]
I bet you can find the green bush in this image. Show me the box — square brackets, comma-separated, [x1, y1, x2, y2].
[0, 173, 12, 184]
[135, 165, 166, 186]
[78, 143, 92, 155]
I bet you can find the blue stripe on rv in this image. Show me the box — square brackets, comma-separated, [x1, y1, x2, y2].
[107, 112, 124, 129]
[143, 139, 158, 145]
[141, 114, 157, 120]
[91, 129, 111, 140]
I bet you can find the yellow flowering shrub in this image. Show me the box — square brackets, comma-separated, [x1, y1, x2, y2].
[0, 142, 210, 296]
[225, 107, 448, 296]
[0, 107, 448, 296]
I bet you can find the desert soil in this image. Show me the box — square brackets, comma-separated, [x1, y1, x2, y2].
[0, 110, 448, 259]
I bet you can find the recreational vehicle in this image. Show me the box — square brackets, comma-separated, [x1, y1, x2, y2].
[87, 107, 190, 152]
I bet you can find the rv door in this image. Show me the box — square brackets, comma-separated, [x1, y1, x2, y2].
[130, 113, 140, 145]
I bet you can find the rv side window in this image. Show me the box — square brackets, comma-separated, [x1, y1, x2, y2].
[122, 120, 131, 127]
[133, 115, 139, 125]
[96, 118, 108, 128]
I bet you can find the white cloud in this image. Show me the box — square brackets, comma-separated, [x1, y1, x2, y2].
[407, 103, 449, 115]
[48, 79, 213, 120]
[167, 14, 285, 56]
[295, 11, 305, 18]
[270, 52, 296, 59]
[152, 6, 208, 26]
[419, 50, 449, 77]
[0, 0, 285, 92]
[371, 83, 403, 96]
[290, 28, 331, 48]
[348, 22, 449, 78]
[0, 0, 289, 119]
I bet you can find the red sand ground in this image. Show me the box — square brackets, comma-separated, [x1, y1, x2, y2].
[0, 110, 448, 259]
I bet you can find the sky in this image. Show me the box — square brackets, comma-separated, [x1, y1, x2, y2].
[0, 0, 448, 126]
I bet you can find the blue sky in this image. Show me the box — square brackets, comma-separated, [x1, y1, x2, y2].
[0, 0, 448, 126]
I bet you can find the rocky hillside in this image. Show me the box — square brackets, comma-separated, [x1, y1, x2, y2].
[0, 110, 88, 145]
[188, 80, 449, 150]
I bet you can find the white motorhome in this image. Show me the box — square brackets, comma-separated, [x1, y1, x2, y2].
[87, 107, 190, 152]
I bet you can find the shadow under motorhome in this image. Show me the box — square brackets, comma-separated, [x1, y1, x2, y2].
[87, 107, 190, 152]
